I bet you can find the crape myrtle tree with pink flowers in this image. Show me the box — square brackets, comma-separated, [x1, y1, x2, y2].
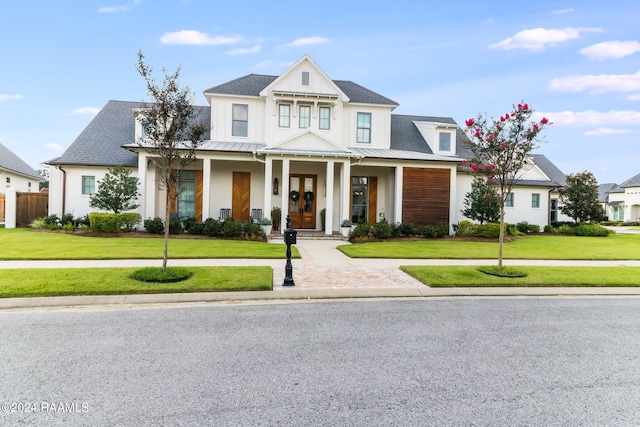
[463, 102, 550, 273]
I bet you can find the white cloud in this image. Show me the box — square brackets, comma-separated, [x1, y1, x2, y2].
[225, 45, 261, 55]
[549, 71, 640, 93]
[160, 30, 243, 46]
[627, 94, 640, 100]
[288, 36, 328, 47]
[70, 107, 101, 115]
[490, 27, 602, 52]
[580, 41, 640, 60]
[534, 110, 640, 126]
[584, 127, 632, 136]
[98, 5, 130, 13]
[0, 94, 23, 102]
[551, 8, 574, 14]
[45, 143, 63, 152]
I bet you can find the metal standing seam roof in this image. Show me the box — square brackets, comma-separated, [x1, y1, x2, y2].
[0, 142, 43, 180]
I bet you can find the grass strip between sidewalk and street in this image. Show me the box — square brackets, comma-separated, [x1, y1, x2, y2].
[0, 266, 272, 298]
[400, 266, 640, 287]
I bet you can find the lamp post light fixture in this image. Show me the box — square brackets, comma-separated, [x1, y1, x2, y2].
[283, 214, 297, 286]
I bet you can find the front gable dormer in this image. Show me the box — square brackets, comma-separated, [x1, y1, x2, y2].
[263, 130, 352, 155]
[413, 121, 457, 156]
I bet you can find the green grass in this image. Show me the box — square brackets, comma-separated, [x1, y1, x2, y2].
[0, 266, 272, 298]
[0, 229, 298, 260]
[401, 266, 640, 287]
[339, 234, 640, 260]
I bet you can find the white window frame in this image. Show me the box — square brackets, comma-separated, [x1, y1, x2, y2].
[232, 104, 248, 137]
[82, 175, 95, 195]
[505, 192, 514, 208]
[356, 112, 371, 143]
[299, 105, 311, 129]
[531, 193, 540, 209]
[319, 106, 330, 130]
[278, 104, 291, 128]
[438, 132, 451, 152]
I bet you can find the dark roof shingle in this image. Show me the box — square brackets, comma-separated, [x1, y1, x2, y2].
[0, 142, 43, 180]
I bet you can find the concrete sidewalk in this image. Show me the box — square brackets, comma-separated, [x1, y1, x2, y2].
[1, 239, 640, 310]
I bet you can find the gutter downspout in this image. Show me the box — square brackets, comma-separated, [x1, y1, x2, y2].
[58, 166, 66, 215]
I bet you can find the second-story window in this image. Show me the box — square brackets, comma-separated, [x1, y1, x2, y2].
[319, 106, 330, 130]
[439, 132, 451, 151]
[356, 112, 371, 143]
[302, 71, 309, 85]
[278, 104, 291, 128]
[232, 104, 248, 137]
[299, 105, 311, 129]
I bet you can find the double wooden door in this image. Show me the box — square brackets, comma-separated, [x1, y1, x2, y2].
[289, 175, 316, 229]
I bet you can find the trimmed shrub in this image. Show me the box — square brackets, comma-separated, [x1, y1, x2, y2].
[574, 224, 613, 237]
[120, 213, 141, 231]
[44, 214, 60, 227]
[60, 213, 76, 227]
[372, 221, 393, 239]
[515, 221, 540, 234]
[543, 225, 555, 233]
[350, 223, 371, 239]
[203, 218, 223, 236]
[62, 222, 76, 231]
[89, 213, 124, 233]
[241, 220, 261, 238]
[455, 220, 478, 237]
[557, 224, 575, 235]
[474, 222, 501, 238]
[184, 218, 204, 235]
[395, 222, 417, 237]
[169, 217, 184, 234]
[222, 218, 242, 237]
[144, 217, 164, 234]
[422, 221, 449, 238]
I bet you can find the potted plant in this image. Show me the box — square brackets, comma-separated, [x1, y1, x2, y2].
[340, 219, 352, 237]
[260, 217, 272, 236]
[271, 206, 281, 231]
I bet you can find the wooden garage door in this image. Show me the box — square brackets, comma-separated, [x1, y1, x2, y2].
[402, 168, 450, 228]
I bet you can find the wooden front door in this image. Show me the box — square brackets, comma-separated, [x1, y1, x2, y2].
[232, 172, 250, 221]
[289, 175, 316, 229]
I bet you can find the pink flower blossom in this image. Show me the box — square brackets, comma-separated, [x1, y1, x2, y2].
[461, 159, 468, 164]
[471, 164, 478, 171]
[486, 134, 496, 142]
[500, 116, 506, 122]
[465, 118, 475, 127]
[540, 117, 549, 125]
[533, 124, 539, 131]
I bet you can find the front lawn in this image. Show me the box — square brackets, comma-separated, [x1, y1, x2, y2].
[339, 234, 640, 260]
[0, 266, 272, 298]
[401, 266, 640, 287]
[0, 228, 298, 260]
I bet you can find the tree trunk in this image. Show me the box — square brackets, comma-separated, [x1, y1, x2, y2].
[163, 200, 170, 271]
[498, 203, 505, 271]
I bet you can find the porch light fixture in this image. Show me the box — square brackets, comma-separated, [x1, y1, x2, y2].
[273, 178, 279, 195]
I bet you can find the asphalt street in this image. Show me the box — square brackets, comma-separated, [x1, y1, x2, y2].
[1, 297, 639, 426]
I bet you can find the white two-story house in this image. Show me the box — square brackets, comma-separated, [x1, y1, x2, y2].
[47, 55, 565, 233]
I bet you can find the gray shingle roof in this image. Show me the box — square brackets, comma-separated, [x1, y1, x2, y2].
[530, 154, 566, 186]
[0, 142, 43, 180]
[598, 182, 624, 203]
[620, 172, 640, 188]
[48, 100, 210, 167]
[203, 74, 398, 106]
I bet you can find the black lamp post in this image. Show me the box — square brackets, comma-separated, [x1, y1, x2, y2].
[283, 214, 297, 286]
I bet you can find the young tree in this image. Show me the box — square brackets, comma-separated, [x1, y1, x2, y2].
[462, 176, 500, 224]
[559, 171, 605, 223]
[463, 102, 550, 270]
[89, 165, 140, 213]
[135, 51, 207, 271]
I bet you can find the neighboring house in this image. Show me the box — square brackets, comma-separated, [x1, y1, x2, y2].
[47, 55, 566, 233]
[600, 173, 640, 222]
[0, 142, 43, 193]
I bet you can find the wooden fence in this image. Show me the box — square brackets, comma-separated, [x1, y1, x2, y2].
[15, 191, 48, 227]
[0, 193, 5, 222]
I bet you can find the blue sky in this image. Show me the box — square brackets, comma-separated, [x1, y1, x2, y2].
[2, 0, 639, 184]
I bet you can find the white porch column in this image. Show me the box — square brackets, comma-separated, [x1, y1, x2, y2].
[202, 158, 211, 220]
[5, 189, 16, 228]
[264, 156, 273, 221]
[325, 160, 334, 235]
[137, 152, 148, 220]
[448, 165, 457, 234]
[394, 166, 404, 224]
[281, 158, 290, 225]
[340, 160, 351, 224]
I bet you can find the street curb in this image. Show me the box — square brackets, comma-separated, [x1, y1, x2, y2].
[1, 287, 640, 310]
